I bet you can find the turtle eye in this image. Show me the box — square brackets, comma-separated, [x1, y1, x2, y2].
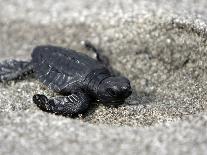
[107, 88, 116, 96]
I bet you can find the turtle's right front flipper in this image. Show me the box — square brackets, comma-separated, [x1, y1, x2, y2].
[0, 59, 33, 82]
[33, 92, 90, 116]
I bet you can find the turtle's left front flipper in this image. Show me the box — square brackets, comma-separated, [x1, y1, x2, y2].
[0, 59, 33, 82]
[82, 41, 120, 76]
[33, 92, 90, 116]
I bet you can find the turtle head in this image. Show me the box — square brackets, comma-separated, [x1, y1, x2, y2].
[97, 76, 132, 105]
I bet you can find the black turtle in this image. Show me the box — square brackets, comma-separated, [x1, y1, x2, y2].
[0, 41, 132, 116]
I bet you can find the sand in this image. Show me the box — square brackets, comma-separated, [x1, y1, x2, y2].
[0, 0, 207, 154]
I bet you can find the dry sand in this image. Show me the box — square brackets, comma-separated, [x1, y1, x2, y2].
[0, 0, 207, 154]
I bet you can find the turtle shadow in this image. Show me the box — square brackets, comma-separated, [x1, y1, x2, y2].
[125, 89, 156, 106]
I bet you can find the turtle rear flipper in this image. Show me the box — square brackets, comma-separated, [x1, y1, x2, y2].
[0, 59, 33, 82]
[33, 92, 90, 116]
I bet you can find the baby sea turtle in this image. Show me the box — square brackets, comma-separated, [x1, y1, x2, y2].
[0, 41, 132, 116]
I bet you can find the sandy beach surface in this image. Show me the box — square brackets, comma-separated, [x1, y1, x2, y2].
[0, 0, 207, 154]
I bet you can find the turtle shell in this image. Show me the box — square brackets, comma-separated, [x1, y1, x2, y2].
[31, 45, 108, 93]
